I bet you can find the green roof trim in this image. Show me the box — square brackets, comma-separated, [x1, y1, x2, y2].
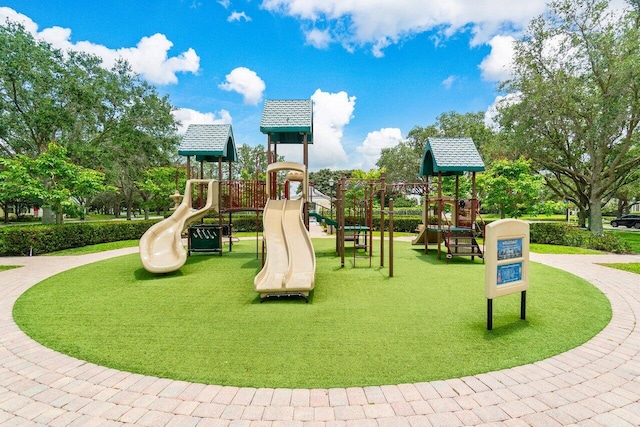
[419, 137, 485, 176]
[260, 99, 313, 144]
[178, 124, 238, 162]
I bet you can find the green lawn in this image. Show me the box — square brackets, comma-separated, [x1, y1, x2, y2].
[598, 263, 640, 275]
[529, 243, 602, 254]
[14, 239, 611, 389]
[0, 265, 19, 272]
[45, 240, 140, 255]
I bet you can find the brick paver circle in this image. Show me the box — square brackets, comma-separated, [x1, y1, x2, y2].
[1, 243, 639, 426]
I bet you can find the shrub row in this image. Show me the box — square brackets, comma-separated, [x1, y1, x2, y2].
[529, 222, 632, 254]
[1, 217, 630, 256]
[0, 220, 158, 256]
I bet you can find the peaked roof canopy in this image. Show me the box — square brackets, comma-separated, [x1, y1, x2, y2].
[260, 99, 313, 144]
[419, 137, 485, 177]
[178, 124, 238, 162]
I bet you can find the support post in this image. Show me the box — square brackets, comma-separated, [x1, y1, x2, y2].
[521, 290, 526, 320]
[424, 178, 429, 255]
[218, 158, 223, 256]
[471, 172, 477, 232]
[389, 198, 394, 278]
[437, 172, 443, 260]
[454, 175, 459, 227]
[339, 175, 346, 268]
[303, 133, 309, 229]
[487, 298, 493, 330]
[380, 175, 386, 267]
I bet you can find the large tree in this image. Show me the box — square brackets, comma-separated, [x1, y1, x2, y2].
[0, 142, 105, 223]
[477, 158, 544, 218]
[0, 21, 180, 220]
[376, 111, 497, 184]
[498, 0, 640, 234]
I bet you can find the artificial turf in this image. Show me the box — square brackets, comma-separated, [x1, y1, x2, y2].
[13, 238, 611, 388]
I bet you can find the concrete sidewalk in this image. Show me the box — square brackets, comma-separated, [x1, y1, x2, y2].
[0, 248, 639, 426]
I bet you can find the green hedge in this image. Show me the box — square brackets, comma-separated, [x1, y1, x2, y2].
[0, 220, 158, 256]
[529, 222, 632, 254]
[201, 214, 264, 232]
[2, 216, 629, 256]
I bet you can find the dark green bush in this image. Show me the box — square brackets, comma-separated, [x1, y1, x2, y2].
[529, 222, 632, 254]
[202, 214, 263, 232]
[374, 216, 423, 233]
[0, 220, 158, 256]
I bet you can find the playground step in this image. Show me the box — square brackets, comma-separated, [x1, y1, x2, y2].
[444, 232, 483, 260]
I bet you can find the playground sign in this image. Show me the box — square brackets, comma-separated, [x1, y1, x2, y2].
[484, 219, 530, 330]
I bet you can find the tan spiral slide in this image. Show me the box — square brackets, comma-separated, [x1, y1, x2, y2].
[139, 179, 218, 274]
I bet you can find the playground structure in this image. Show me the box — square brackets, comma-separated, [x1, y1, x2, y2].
[254, 100, 316, 301]
[412, 137, 486, 261]
[334, 175, 381, 268]
[139, 105, 484, 290]
[254, 162, 315, 301]
[139, 179, 219, 273]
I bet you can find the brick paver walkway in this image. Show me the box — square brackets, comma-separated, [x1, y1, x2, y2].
[1, 248, 639, 426]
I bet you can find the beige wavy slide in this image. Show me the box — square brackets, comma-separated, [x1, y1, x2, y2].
[139, 179, 218, 274]
[254, 198, 316, 300]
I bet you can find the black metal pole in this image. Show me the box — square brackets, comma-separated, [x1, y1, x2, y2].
[521, 290, 526, 320]
[487, 298, 493, 330]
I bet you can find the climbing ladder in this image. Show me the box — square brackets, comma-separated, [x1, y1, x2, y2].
[444, 228, 483, 261]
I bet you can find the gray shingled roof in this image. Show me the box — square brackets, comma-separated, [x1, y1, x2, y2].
[178, 124, 237, 162]
[419, 137, 485, 176]
[260, 99, 313, 144]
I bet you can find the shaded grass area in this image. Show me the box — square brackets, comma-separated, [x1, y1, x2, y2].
[598, 263, 640, 275]
[14, 239, 610, 388]
[0, 265, 19, 272]
[45, 240, 140, 255]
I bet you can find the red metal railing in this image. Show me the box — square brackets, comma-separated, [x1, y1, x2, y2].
[218, 180, 267, 211]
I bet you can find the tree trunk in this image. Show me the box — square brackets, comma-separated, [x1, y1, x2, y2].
[577, 208, 587, 228]
[55, 203, 64, 224]
[2, 202, 8, 224]
[588, 198, 603, 235]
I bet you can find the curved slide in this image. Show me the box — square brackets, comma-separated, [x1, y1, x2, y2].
[411, 224, 438, 245]
[140, 180, 218, 274]
[254, 198, 316, 300]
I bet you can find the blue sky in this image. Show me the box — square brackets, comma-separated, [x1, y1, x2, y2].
[1, 0, 550, 171]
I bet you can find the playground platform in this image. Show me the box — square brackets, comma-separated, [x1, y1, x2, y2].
[1, 249, 640, 425]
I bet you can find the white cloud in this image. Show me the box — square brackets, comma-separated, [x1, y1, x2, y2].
[277, 89, 354, 169]
[305, 28, 332, 49]
[218, 67, 266, 105]
[442, 75, 457, 89]
[484, 92, 521, 131]
[356, 128, 404, 171]
[479, 35, 515, 82]
[227, 11, 252, 23]
[261, 0, 547, 56]
[0, 7, 38, 33]
[218, 0, 231, 8]
[172, 108, 233, 134]
[0, 7, 200, 85]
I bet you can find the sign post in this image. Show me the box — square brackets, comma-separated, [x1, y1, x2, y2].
[484, 219, 530, 330]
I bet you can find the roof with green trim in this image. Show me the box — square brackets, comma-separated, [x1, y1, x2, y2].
[178, 124, 238, 162]
[260, 99, 313, 144]
[419, 137, 485, 176]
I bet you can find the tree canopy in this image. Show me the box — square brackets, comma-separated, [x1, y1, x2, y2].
[498, 0, 640, 233]
[0, 21, 179, 221]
